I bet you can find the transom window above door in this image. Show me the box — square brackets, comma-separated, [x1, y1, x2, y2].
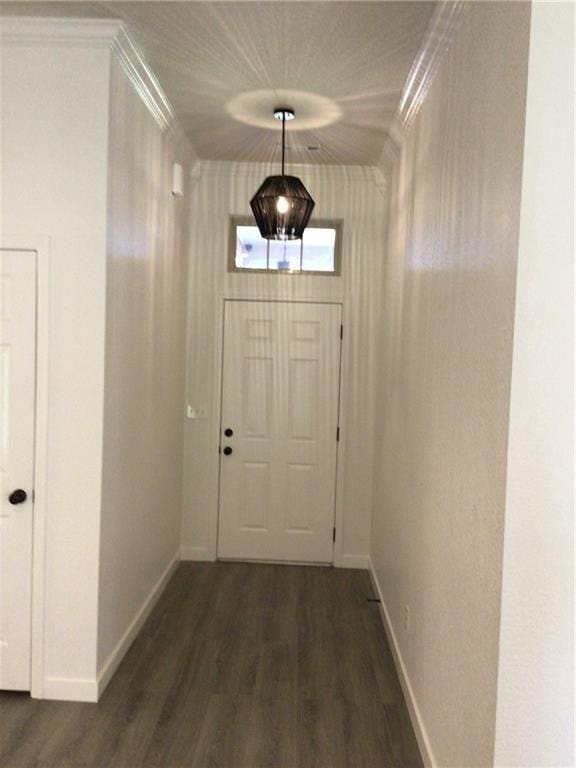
[229, 217, 342, 275]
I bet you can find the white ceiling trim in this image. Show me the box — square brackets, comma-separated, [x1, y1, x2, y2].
[0, 16, 123, 45]
[379, 0, 466, 168]
[0, 17, 175, 132]
[112, 26, 175, 131]
[193, 159, 381, 178]
[190, 159, 388, 197]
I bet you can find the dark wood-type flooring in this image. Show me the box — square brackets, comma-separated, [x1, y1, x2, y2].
[0, 562, 423, 768]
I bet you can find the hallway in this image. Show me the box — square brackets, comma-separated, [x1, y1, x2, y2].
[0, 563, 422, 767]
[0, 3, 572, 764]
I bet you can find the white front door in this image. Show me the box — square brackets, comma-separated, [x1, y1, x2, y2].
[0, 250, 36, 691]
[218, 301, 342, 564]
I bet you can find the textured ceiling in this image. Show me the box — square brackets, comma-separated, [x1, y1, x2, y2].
[1, 1, 435, 165]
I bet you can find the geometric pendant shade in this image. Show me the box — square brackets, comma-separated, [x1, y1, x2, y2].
[250, 108, 315, 240]
[250, 174, 315, 241]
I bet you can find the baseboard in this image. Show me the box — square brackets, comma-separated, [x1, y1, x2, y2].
[96, 551, 180, 699]
[367, 557, 437, 768]
[335, 553, 370, 570]
[43, 676, 98, 703]
[180, 545, 216, 561]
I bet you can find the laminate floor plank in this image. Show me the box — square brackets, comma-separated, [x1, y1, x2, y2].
[0, 563, 423, 768]
[140, 684, 211, 767]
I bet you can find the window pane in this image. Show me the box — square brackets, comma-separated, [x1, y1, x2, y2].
[235, 226, 268, 270]
[301, 227, 336, 272]
[231, 221, 339, 274]
[268, 239, 302, 271]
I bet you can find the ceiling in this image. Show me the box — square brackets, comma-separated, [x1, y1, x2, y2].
[1, 1, 435, 165]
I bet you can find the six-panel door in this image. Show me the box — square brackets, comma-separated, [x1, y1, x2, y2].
[0, 250, 36, 691]
[218, 301, 342, 563]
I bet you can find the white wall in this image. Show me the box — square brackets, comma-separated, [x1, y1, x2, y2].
[0, 35, 110, 693]
[494, 4, 574, 765]
[181, 162, 387, 565]
[370, 4, 531, 766]
[1, 18, 194, 701]
[97, 58, 193, 676]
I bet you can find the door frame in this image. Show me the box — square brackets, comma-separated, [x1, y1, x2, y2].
[1, 236, 50, 698]
[208, 296, 350, 567]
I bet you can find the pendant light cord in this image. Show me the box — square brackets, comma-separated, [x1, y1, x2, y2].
[281, 111, 285, 177]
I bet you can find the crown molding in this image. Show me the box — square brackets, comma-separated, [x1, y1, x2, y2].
[0, 17, 124, 47]
[370, 167, 388, 198]
[191, 160, 387, 197]
[379, 0, 466, 170]
[0, 17, 175, 132]
[112, 26, 175, 131]
[194, 159, 383, 182]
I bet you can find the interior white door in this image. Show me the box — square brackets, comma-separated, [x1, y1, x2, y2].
[218, 300, 342, 563]
[0, 250, 36, 691]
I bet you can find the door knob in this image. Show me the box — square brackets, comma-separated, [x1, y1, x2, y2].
[8, 489, 27, 505]
[223, 446, 233, 456]
[224, 428, 234, 437]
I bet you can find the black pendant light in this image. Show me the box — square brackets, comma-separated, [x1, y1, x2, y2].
[250, 108, 315, 241]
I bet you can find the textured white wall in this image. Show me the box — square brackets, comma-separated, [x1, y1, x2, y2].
[370, 4, 531, 766]
[494, 4, 574, 765]
[181, 162, 386, 564]
[97, 58, 193, 670]
[0, 42, 110, 687]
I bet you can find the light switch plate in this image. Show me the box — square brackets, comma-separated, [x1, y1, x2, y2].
[187, 405, 208, 420]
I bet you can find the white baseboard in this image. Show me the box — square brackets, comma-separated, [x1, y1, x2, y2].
[180, 545, 216, 561]
[367, 557, 437, 768]
[43, 676, 98, 703]
[335, 553, 370, 569]
[96, 551, 180, 699]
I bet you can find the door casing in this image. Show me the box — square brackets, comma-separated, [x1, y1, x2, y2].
[1, 236, 50, 699]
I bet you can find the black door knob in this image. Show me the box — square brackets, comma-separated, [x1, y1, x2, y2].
[223, 446, 233, 456]
[9, 489, 27, 505]
[224, 428, 234, 437]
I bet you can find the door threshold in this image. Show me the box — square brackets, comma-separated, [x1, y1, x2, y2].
[217, 557, 333, 567]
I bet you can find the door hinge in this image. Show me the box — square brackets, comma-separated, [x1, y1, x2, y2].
[336, 426, 340, 442]
[340, 324, 343, 340]
[333, 527, 336, 542]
